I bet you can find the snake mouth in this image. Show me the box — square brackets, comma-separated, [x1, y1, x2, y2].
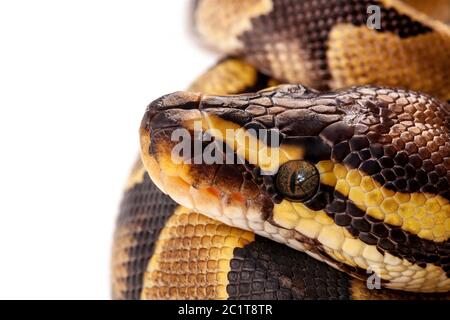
[139, 91, 275, 230]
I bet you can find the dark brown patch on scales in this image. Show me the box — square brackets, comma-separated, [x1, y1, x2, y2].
[111, 172, 177, 300]
[227, 235, 449, 300]
[236, 0, 432, 89]
[326, 95, 450, 201]
[227, 235, 352, 299]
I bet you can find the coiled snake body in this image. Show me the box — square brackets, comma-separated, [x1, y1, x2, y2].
[111, 0, 450, 300]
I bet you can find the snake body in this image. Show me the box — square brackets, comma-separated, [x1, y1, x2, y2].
[111, 0, 450, 299]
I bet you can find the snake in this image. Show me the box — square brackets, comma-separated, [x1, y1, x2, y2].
[111, 0, 450, 300]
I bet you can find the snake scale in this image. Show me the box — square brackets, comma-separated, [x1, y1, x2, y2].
[111, 0, 450, 300]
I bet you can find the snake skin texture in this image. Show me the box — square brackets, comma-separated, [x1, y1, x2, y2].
[402, 0, 450, 23]
[113, 0, 450, 299]
[140, 84, 450, 292]
[111, 162, 177, 300]
[114, 168, 449, 300]
[189, 58, 274, 95]
[226, 235, 352, 299]
[194, 0, 450, 100]
[111, 59, 273, 300]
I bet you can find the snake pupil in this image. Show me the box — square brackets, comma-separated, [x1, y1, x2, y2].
[276, 160, 319, 201]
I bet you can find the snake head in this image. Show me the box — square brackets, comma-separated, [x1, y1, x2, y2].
[139, 85, 342, 233]
[140, 86, 450, 293]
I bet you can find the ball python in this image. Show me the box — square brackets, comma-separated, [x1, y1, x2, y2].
[111, 0, 450, 300]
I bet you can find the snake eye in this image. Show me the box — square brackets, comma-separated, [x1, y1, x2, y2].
[275, 160, 319, 201]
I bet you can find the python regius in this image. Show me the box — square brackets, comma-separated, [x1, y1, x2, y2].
[111, 0, 450, 300]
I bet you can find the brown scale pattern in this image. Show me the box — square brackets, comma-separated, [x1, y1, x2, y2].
[229, 0, 431, 88]
[211, 86, 450, 270]
[144, 85, 450, 279]
[230, 235, 450, 300]
[342, 87, 450, 198]
[114, 0, 450, 298]
[324, 190, 450, 276]
[227, 235, 351, 299]
[315, 89, 450, 275]
[111, 172, 177, 300]
[195, 85, 450, 198]
[146, 85, 449, 206]
[116, 179, 450, 299]
[141, 210, 254, 300]
[195, 0, 450, 100]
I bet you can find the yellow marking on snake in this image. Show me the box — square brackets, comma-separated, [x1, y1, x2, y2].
[315, 160, 450, 242]
[141, 206, 255, 300]
[195, 0, 273, 52]
[188, 59, 259, 95]
[124, 161, 147, 191]
[327, 23, 450, 100]
[183, 113, 303, 174]
[272, 199, 450, 292]
[139, 128, 168, 194]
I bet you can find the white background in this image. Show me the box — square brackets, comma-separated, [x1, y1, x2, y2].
[0, 0, 216, 299]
